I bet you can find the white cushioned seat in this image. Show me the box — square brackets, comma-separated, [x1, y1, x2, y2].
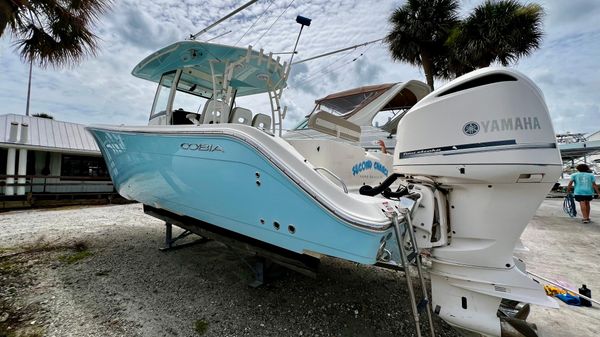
[252, 113, 271, 130]
[200, 100, 230, 124]
[230, 107, 253, 125]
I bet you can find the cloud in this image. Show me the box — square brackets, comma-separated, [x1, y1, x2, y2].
[352, 58, 384, 85]
[0, 0, 598, 136]
[108, 5, 181, 50]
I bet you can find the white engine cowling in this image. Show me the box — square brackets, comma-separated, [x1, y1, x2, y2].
[394, 68, 561, 336]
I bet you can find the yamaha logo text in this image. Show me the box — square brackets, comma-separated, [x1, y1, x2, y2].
[463, 116, 541, 136]
[180, 143, 224, 152]
[463, 122, 480, 136]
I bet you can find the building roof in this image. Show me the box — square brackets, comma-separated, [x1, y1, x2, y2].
[0, 114, 100, 155]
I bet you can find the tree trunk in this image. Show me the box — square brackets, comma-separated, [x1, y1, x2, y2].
[420, 49, 435, 90]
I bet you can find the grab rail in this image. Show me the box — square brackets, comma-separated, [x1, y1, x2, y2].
[313, 167, 348, 194]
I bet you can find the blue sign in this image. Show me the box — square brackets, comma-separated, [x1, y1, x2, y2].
[352, 160, 388, 176]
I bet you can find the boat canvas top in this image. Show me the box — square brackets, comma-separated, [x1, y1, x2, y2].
[132, 41, 287, 98]
[315, 83, 400, 114]
[286, 80, 431, 147]
[313, 81, 429, 128]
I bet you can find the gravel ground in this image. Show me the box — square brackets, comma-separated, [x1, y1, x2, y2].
[0, 204, 458, 337]
[2, 200, 598, 337]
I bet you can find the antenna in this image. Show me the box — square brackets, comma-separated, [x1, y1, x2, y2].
[190, 0, 258, 40]
[288, 16, 311, 67]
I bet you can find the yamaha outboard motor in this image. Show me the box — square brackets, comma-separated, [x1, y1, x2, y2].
[394, 68, 561, 336]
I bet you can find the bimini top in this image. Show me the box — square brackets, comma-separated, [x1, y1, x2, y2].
[132, 41, 287, 97]
[314, 82, 429, 117]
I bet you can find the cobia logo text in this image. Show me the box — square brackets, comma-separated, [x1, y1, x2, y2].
[180, 143, 224, 152]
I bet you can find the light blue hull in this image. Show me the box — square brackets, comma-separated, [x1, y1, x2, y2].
[89, 128, 392, 264]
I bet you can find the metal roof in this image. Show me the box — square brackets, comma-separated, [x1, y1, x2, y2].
[0, 114, 100, 155]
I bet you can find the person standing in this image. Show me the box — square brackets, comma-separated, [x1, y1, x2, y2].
[567, 164, 600, 223]
[377, 140, 388, 154]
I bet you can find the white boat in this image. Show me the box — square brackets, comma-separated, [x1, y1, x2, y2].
[283, 81, 431, 152]
[87, 40, 561, 337]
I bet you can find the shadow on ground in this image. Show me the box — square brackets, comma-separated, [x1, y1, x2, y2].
[14, 221, 458, 337]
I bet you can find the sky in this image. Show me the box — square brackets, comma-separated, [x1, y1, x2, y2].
[1, 0, 599, 134]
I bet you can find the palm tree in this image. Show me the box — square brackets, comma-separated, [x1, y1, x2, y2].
[0, 0, 111, 67]
[385, 0, 460, 89]
[448, 0, 544, 75]
[1, 0, 110, 115]
[32, 112, 54, 119]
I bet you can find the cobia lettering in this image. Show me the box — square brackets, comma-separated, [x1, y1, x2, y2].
[180, 143, 224, 152]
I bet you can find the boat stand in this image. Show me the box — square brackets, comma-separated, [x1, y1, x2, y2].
[243, 256, 279, 288]
[248, 256, 267, 288]
[144, 205, 320, 283]
[392, 211, 436, 337]
[159, 219, 288, 287]
[159, 222, 211, 251]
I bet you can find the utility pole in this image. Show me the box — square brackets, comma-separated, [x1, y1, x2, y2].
[25, 58, 32, 116]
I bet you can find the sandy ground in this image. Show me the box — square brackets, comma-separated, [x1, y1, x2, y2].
[0, 200, 598, 337]
[517, 199, 600, 337]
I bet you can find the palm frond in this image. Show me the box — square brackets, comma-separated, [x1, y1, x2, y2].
[1, 0, 112, 68]
[450, 0, 544, 69]
[385, 0, 460, 87]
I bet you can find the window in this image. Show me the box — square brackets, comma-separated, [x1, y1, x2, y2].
[60, 155, 110, 180]
[0, 148, 6, 176]
[318, 88, 387, 116]
[172, 88, 208, 113]
[150, 71, 177, 118]
[26, 151, 36, 175]
[372, 110, 396, 128]
[292, 118, 309, 130]
[319, 92, 375, 116]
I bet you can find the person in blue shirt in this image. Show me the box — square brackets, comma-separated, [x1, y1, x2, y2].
[567, 164, 600, 223]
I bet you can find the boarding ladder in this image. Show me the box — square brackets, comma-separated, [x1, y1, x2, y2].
[392, 210, 436, 337]
[267, 85, 286, 136]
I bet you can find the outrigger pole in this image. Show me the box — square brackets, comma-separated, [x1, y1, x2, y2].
[287, 16, 312, 67]
[206, 30, 233, 42]
[189, 0, 259, 40]
[292, 38, 383, 64]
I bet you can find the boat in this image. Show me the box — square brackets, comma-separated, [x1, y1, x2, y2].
[283, 81, 431, 152]
[87, 39, 562, 337]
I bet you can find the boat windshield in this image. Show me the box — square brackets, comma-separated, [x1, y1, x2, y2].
[292, 118, 309, 130]
[172, 73, 212, 113]
[292, 85, 392, 130]
[150, 72, 176, 118]
[319, 91, 380, 116]
[317, 85, 390, 116]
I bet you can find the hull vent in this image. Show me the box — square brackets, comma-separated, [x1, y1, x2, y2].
[437, 73, 517, 97]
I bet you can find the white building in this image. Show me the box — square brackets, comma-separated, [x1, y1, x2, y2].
[0, 114, 116, 207]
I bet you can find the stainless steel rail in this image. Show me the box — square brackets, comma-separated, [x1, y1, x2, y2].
[313, 167, 348, 193]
